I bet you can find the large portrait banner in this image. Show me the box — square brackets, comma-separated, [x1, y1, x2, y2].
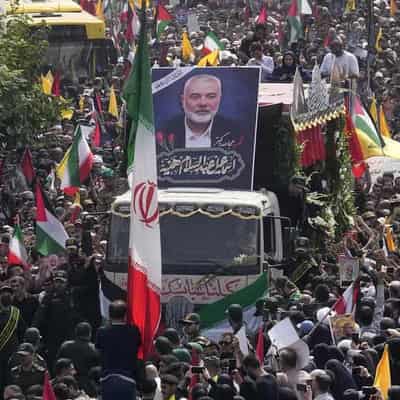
[152, 67, 260, 190]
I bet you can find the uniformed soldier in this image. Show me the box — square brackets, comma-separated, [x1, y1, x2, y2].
[0, 285, 25, 394]
[8, 342, 46, 394]
[8, 328, 47, 371]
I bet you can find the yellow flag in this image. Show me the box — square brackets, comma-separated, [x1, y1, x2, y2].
[370, 97, 378, 124]
[182, 32, 194, 63]
[46, 70, 54, 87]
[79, 96, 85, 112]
[197, 50, 219, 67]
[345, 0, 356, 11]
[379, 106, 391, 138]
[376, 27, 383, 53]
[386, 225, 396, 252]
[41, 74, 52, 95]
[60, 96, 74, 120]
[374, 344, 391, 400]
[108, 85, 119, 119]
[390, 0, 397, 16]
[95, 0, 104, 20]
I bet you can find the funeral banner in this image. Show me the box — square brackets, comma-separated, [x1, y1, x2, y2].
[152, 67, 260, 190]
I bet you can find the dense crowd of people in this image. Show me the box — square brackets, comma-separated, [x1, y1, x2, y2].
[2, 0, 400, 399]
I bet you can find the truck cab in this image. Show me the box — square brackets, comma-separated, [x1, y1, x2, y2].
[104, 187, 283, 322]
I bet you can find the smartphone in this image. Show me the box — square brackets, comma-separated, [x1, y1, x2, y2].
[296, 384, 307, 392]
[228, 359, 236, 373]
[362, 387, 377, 396]
[191, 366, 204, 374]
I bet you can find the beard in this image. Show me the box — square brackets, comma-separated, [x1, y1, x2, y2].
[184, 108, 217, 124]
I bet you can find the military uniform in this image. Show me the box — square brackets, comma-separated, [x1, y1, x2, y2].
[9, 362, 46, 393]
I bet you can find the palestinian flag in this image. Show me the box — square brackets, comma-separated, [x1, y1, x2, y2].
[8, 225, 29, 269]
[156, 5, 172, 39]
[353, 96, 400, 159]
[199, 273, 267, 341]
[202, 32, 224, 55]
[288, 0, 303, 44]
[56, 125, 93, 196]
[35, 184, 69, 256]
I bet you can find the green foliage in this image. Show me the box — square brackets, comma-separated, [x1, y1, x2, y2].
[0, 16, 62, 147]
[270, 118, 301, 190]
[320, 117, 356, 241]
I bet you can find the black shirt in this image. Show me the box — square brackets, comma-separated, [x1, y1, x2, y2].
[13, 294, 39, 326]
[96, 323, 141, 379]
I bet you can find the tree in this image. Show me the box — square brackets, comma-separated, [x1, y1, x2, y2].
[0, 16, 62, 147]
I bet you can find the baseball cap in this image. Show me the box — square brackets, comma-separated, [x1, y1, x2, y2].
[172, 348, 191, 363]
[179, 313, 200, 325]
[297, 320, 314, 337]
[16, 342, 35, 356]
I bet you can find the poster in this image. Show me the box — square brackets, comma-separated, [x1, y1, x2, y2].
[152, 67, 260, 190]
[329, 314, 356, 342]
[338, 254, 359, 287]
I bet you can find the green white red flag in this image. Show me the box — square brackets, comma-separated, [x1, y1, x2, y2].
[122, 14, 162, 359]
[56, 125, 93, 196]
[202, 32, 224, 55]
[8, 225, 29, 269]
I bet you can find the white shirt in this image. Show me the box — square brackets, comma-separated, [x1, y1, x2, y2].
[247, 55, 274, 82]
[185, 117, 213, 148]
[320, 51, 359, 79]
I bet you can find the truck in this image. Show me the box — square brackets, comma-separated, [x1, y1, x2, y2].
[6, 0, 108, 79]
[103, 186, 289, 326]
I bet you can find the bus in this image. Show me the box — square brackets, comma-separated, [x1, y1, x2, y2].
[6, 0, 112, 80]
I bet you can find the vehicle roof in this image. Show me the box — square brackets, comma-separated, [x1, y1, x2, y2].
[114, 188, 273, 209]
[6, 0, 82, 14]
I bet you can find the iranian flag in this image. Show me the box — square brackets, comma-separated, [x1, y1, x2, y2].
[56, 126, 93, 196]
[202, 32, 224, 55]
[287, 0, 302, 44]
[35, 184, 69, 256]
[334, 282, 359, 315]
[122, 16, 162, 359]
[156, 5, 172, 39]
[8, 225, 29, 269]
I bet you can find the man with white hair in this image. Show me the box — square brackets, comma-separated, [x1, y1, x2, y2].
[159, 74, 242, 149]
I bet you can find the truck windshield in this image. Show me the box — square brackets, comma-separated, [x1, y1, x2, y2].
[45, 40, 106, 81]
[107, 212, 261, 275]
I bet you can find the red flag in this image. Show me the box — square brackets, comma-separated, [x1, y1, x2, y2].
[20, 148, 35, 186]
[51, 71, 61, 97]
[333, 281, 359, 315]
[43, 371, 56, 400]
[256, 325, 265, 364]
[256, 6, 268, 23]
[93, 118, 101, 147]
[189, 348, 200, 400]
